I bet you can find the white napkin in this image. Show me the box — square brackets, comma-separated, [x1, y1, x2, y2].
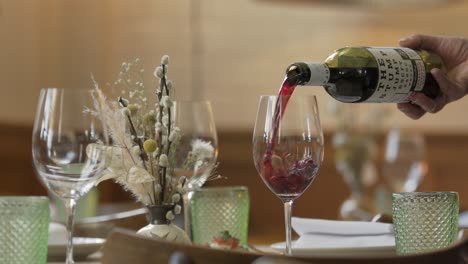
[48, 222, 67, 245]
[292, 217, 395, 249]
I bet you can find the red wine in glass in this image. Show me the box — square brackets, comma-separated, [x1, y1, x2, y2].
[260, 78, 319, 201]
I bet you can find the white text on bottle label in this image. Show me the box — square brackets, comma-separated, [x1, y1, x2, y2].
[366, 48, 426, 103]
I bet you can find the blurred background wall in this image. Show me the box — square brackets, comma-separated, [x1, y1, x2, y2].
[1, 0, 468, 239]
[2, 0, 468, 132]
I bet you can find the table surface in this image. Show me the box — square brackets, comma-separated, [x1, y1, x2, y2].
[46, 202, 287, 263]
[46, 235, 281, 264]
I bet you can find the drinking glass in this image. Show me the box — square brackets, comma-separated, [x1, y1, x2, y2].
[253, 95, 324, 255]
[383, 127, 427, 192]
[392, 192, 459, 255]
[171, 100, 218, 238]
[0, 196, 50, 264]
[32, 88, 108, 264]
[190, 186, 250, 247]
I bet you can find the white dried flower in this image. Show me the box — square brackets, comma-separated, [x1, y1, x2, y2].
[191, 139, 215, 160]
[174, 205, 182, 215]
[121, 108, 131, 116]
[159, 154, 169, 167]
[154, 184, 162, 194]
[161, 55, 169, 65]
[166, 80, 174, 90]
[162, 115, 169, 126]
[166, 211, 175, 221]
[160, 95, 173, 108]
[171, 193, 181, 203]
[128, 166, 154, 183]
[154, 66, 164, 78]
[168, 127, 181, 142]
[120, 97, 130, 106]
[132, 145, 141, 157]
[178, 176, 186, 185]
[155, 122, 162, 134]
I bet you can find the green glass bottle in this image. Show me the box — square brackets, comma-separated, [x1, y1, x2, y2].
[286, 47, 445, 103]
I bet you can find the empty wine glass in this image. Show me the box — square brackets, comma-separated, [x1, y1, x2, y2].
[253, 95, 324, 255]
[171, 100, 218, 238]
[32, 88, 108, 264]
[383, 127, 427, 193]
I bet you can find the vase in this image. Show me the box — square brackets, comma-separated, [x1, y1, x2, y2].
[137, 204, 191, 244]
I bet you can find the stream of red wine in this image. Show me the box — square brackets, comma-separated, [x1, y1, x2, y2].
[261, 78, 318, 200]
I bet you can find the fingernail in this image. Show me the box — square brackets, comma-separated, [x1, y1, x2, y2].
[430, 68, 441, 75]
[399, 37, 409, 43]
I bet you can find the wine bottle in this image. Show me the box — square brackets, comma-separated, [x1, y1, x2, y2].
[286, 47, 445, 103]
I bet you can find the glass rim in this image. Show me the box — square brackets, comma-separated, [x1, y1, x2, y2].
[191, 186, 248, 193]
[392, 191, 458, 198]
[0, 196, 49, 202]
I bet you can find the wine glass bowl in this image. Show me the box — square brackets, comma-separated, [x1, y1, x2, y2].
[171, 100, 218, 190]
[256, 137, 321, 201]
[383, 128, 427, 193]
[253, 95, 324, 254]
[32, 88, 108, 263]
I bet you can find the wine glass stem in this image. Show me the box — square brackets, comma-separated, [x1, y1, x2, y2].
[64, 198, 77, 264]
[284, 200, 293, 255]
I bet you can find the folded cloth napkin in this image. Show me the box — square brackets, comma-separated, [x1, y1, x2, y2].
[292, 217, 395, 249]
[49, 222, 67, 245]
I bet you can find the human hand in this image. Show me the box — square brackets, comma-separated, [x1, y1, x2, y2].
[397, 34, 468, 119]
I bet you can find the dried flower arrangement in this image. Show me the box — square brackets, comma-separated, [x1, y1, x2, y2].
[91, 55, 218, 222]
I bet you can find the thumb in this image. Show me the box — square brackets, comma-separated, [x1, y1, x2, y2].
[399, 34, 443, 53]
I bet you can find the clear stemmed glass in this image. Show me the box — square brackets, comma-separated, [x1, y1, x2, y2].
[382, 127, 427, 193]
[32, 88, 108, 264]
[171, 100, 218, 238]
[253, 95, 324, 255]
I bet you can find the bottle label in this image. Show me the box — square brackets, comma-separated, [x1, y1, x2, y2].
[366, 47, 426, 103]
[305, 63, 330, 86]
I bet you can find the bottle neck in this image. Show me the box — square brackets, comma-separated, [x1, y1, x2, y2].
[303, 63, 330, 86]
[285, 62, 330, 86]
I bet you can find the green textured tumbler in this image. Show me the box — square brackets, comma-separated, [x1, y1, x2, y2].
[392, 192, 459, 255]
[190, 186, 250, 247]
[0, 196, 50, 264]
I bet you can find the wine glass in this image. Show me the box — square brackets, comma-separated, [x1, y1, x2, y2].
[253, 95, 324, 255]
[171, 100, 218, 238]
[382, 127, 427, 193]
[32, 88, 108, 264]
